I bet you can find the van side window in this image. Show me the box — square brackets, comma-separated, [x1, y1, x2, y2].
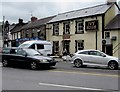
[30, 44, 35, 49]
[37, 44, 44, 49]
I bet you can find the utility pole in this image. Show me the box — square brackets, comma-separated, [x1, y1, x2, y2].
[2, 16, 5, 47]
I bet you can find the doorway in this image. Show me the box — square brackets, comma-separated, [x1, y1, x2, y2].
[105, 44, 113, 56]
[63, 40, 70, 54]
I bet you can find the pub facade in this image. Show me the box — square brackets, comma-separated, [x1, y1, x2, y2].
[46, 2, 120, 57]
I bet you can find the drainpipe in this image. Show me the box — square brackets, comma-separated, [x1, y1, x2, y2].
[2, 16, 5, 47]
[95, 17, 98, 50]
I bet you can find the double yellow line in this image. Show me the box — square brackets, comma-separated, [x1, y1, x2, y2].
[49, 69, 120, 78]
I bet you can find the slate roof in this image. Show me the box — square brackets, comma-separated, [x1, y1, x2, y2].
[11, 23, 27, 33]
[105, 14, 120, 30]
[49, 3, 115, 23]
[21, 16, 55, 30]
[9, 24, 16, 32]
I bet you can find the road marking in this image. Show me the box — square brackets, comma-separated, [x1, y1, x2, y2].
[48, 70, 120, 78]
[38, 82, 103, 90]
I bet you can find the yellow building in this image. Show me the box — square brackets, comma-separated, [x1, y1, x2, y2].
[46, 2, 120, 57]
[105, 14, 120, 57]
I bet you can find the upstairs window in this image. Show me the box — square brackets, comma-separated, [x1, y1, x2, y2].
[75, 19, 84, 34]
[63, 22, 70, 34]
[53, 23, 59, 35]
[105, 32, 110, 39]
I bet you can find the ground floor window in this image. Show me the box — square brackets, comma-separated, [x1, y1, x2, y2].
[75, 40, 84, 52]
[53, 41, 59, 55]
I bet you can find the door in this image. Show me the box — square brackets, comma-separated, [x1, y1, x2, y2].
[106, 44, 113, 56]
[63, 40, 70, 54]
[89, 51, 108, 65]
[15, 49, 28, 65]
[77, 51, 90, 63]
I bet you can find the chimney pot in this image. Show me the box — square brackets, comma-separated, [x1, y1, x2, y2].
[31, 17, 37, 22]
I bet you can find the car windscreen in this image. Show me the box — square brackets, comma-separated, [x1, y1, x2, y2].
[24, 49, 41, 56]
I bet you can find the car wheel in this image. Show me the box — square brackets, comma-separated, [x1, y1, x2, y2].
[2, 60, 8, 67]
[30, 62, 37, 70]
[74, 59, 83, 68]
[108, 61, 118, 70]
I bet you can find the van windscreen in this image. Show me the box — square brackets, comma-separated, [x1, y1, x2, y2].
[19, 44, 30, 48]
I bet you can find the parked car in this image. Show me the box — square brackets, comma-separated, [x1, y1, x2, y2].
[71, 50, 120, 70]
[19, 40, 52, 56]
[2, 47, 57, 70]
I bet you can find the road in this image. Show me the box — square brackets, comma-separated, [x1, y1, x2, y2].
[1, 60, 120, 91]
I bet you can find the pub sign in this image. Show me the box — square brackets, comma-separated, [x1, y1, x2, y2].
[85, 20, 99, 31]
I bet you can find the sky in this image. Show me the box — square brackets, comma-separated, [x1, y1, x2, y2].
[0, 0, 120, 24]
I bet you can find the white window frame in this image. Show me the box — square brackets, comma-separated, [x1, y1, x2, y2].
[76, 40, 84, 51]
[64, 23, 70, 34]
[76, 19, 84, 34]
[53, 23, 59, 35]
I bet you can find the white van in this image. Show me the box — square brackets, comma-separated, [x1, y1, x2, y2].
[19, 40, 52, 56]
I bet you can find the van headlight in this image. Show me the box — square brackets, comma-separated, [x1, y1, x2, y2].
[40, 60, 48, 63]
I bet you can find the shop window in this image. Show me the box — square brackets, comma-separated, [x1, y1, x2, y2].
[75, 40, 84, 52]
[53, 23, 59, 35]
[75, 19, 84, 34]
[63, 22, 70, 34]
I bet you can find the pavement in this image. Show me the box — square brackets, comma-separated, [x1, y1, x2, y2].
[54, 55, 72, 63]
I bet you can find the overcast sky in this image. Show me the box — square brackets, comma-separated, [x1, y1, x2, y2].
[0, 0, 120, 24]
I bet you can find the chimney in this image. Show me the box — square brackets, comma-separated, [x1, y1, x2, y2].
[31, 16, 37, 22]
[18, 18, 23, 24]
[106, 0, 116, 4]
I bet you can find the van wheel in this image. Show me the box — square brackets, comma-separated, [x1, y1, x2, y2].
[108, 61, 118, 70]
[74, 59, 83, 68]
[30, 62, 37, 70]
[2, 60, 8, 67]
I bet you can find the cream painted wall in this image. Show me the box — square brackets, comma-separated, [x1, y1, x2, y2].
[46, 3, 119, 56]
[47, 16, 104, 54]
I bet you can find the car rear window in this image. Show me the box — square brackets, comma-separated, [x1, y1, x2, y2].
[2, 48, 11, 54]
